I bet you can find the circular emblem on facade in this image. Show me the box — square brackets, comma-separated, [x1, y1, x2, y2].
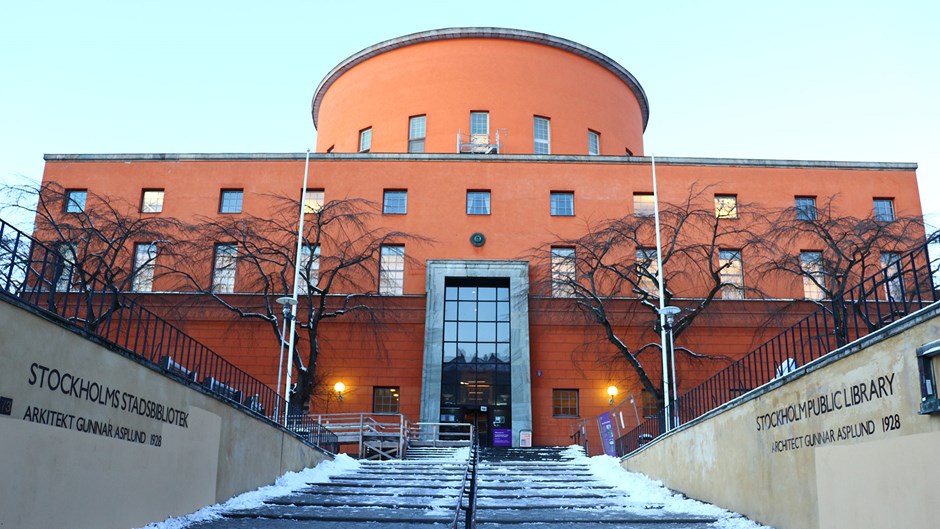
[470, 232, 486, 247]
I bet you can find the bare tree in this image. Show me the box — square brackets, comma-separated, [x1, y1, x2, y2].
[762, 195, 925, 345]
[1, 182, 180, 330]
[537, 185, 767, 408]
[167, 195, 429, 411]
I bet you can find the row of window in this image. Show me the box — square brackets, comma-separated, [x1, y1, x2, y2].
[63, 188, 897, 223]
[356, 112, 602, 155]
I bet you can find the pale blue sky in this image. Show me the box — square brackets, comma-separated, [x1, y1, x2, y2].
[1, 1, 937, 232]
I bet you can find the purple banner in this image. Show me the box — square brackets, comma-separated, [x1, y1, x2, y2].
[598, 412, 617, 456]
[492, 428, 512, 447]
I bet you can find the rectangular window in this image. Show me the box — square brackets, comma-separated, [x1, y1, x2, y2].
[800, 251, 825, 300]
[140, 190, 165, 213]
[719, 249, 744, 299]
[874, 198, 895, 222]
[633, 193, 655, 217]
[795, 196, 817, 221]
[552, 389, 579, 417]
[379, 245, 405, 295]
[55, 243, 77, 291]
[588, 130, 600, 155]
[212, 244, 238, 293]
[470, 112, 489, 135]
[219, 190, 243, 214]
[551, 247, 576, 297]
[373, 386, 400, 414]
[132, 242, 158, 292]
[383, 190, 408, 214]
[550, 191, 574, 216]
[359, 127, 372, 152]
[467, 191, 491, 215]
[303, 189, 324, 214]
[533, 116, 551, 154]
[715, 195, 738, 219]
[298, 244, 320, 295]
[636, 247, 659, 296]
[881, 251, 903, 300]
[408, 115, 426, 153]
[64, 190, 87, 213]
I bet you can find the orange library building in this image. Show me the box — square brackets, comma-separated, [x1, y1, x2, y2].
[39, 28, 924, 448]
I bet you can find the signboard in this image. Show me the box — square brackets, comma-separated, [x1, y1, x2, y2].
[492, 427, 512, 447]
[519, 430, 532, 447]
[598, 411, 618, 456]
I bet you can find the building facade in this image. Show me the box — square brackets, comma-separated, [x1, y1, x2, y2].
[39, 28, 924, 448]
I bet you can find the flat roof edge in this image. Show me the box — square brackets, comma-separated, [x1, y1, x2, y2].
[43, 153, 918, 171]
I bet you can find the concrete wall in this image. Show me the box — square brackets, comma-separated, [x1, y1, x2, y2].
[621, 304, 940, 529]
[0, 301, 330, 529]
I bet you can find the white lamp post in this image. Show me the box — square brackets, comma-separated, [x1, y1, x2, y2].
[658, 305, 681, 429]
[275, 296, 297, 423]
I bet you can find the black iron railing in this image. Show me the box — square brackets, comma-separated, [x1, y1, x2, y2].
[0, 217, 338, 454]
[616, 233, 940, 456]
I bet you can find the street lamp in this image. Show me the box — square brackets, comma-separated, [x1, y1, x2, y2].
[607, 385, 618, 406]
[658, 305, 681, 429]
[334, 381, 346, 402]
[275, 296, 297, 422]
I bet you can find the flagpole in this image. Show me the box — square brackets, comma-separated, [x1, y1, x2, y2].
[284, 148, 310, 425]
[651, 153, 671, 432]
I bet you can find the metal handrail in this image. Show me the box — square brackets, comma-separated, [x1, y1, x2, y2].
[452, 433, 479, 529]
[615, 232, 940, 456]
[0, 216, 338, 453]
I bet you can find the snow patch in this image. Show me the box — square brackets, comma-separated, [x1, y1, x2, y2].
[133, 454, 360, 529]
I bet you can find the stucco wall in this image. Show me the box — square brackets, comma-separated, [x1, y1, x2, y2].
[621, 304, 940, 529]
[0, 300, 330, 529]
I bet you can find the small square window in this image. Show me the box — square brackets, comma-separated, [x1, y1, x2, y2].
[467, 191, 491, 215]
[141, 190, 165, 213]
[64, 189, 87, 213]
[795, 196, 817, 221]
[219, 190, 243, 213]
[359, 127, 372, 152]
[550, 192, 574, 216]
[408, 115, 426, 154]
[874, 198, 895, 222]
[633, 193, 655, 217]
[304, 189, 324, 214]
[588, 130, 600, 155]
[715, 195, 738, 219]
[373, 387, 400, 414]
[552, 389, 579, 417]
[383, 190, 408, 214]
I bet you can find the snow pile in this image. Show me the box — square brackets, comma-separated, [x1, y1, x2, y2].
[134, 454, 360, 529]
[572, 448, 773, 529]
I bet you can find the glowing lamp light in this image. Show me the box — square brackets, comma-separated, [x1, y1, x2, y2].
[607, 385, 618, 405]
[334, 382, 346, 402]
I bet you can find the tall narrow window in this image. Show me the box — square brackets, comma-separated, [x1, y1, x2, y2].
[533, 116, 551, 154]
[881, 252, 903, 300]
[795, 196, 817, 221]
[874, 198, 895, 222]
[359, 127, 372, 152]
[140, 190, 165, 213]
[719, 250, 744, 299]
[633, 193, 655, 217]
[373, 387, 400, 414]
[64, 190, 87, 213]
[219, 190, 243, 213]
[303, 189, 324, 213]
[212, 244, 238, 293]
[383, 190, 408, 214]
[550, 247, 576, 297]
[715, 195, 738, 219]
[408, 115, 426, 153]
[470, 112, 489, 136]
[552, 389, 579, 417]
[379, 245, 405, 295]
[55, 243, 77, 291]
[636, 247, 659, 296]
[588, 130, 600, 155]
[467, 191, 491, 215]
[133, 242, 158, 292]
[550, 192, 574, 216]
[800, 251, 825, 300]
[298, 244, 320, 295]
